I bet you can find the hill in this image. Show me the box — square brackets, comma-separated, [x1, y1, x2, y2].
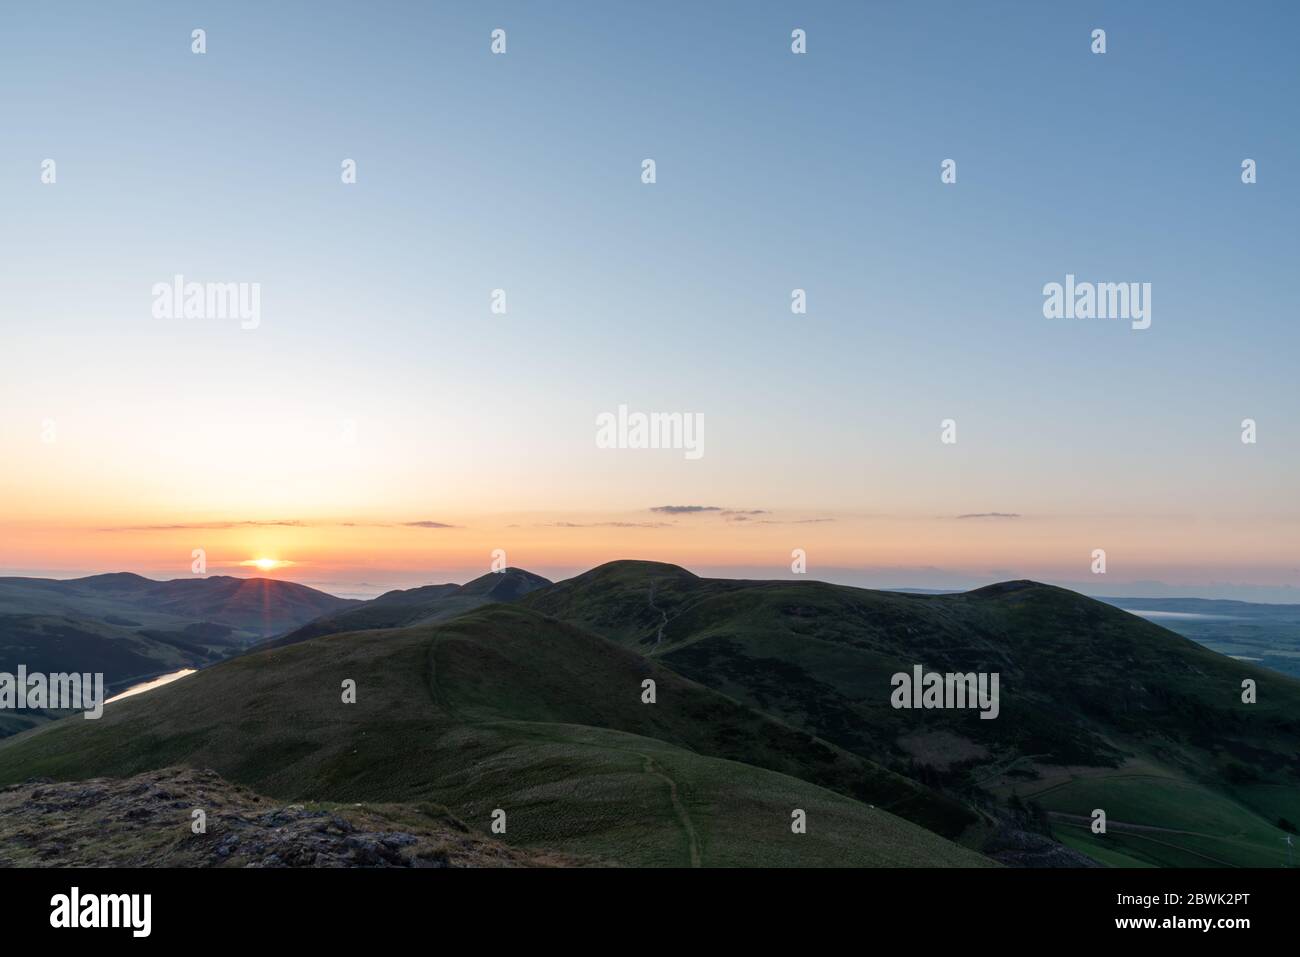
[7, 559, 1295, 867]
[0, 573, 356, 640]
[265, 568, 551, 648]
[521, 561, 1300, 867]
[0, 574, 358, 735]
[0, 613, 222, 737]
[0, 604, 989, 867]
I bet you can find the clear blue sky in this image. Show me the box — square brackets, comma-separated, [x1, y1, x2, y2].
[1, 2, 1297, 599]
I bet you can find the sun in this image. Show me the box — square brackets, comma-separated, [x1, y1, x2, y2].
[240, 557, 293, 573]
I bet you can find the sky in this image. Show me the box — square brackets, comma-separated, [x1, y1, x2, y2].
[1, 2, 1297, 600]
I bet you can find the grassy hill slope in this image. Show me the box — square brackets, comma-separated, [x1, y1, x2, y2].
[265, 568, 551, 649]
[522, 562, 1300, 866]
[0, 605, 988, 867]
[0, 574, 359, 737]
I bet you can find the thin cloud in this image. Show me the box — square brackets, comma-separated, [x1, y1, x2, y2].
[99, 520, 306, 531]
[955, 512, 1021, 520]
[650, 506, 773, 520]
[99, 519, 405, 532]
[543, 521, 670, 528]
[402, 521, 460, 529]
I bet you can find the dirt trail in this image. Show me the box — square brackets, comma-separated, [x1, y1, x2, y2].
[646, 585, 668, 648]
[640, 754, 701, 867]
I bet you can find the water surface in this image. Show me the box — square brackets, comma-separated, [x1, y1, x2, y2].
[105, 669, 196, 705]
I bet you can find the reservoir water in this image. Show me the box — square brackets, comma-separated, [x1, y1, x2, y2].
[105, 668, 196, 705]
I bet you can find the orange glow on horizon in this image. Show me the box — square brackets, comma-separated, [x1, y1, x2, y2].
[240, 558, 294, 572]
[0, 507, 1295, 597]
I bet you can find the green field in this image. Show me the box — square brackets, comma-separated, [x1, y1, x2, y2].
[1007, 767, 1294, 868]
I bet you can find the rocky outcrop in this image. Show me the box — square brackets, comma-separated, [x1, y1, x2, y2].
[0, 767, 583, 868]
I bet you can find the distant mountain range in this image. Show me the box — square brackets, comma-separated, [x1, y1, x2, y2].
[1, 560, 1296, 868]
[263, 568, 551, 648]
[0, 572, 357, 635]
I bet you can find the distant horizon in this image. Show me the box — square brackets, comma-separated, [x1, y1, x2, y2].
[6, 557, 1300, 605]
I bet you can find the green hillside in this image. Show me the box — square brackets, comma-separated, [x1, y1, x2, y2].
[0, 613, 223, 738]
[0, 574, 359, 735]
[0, 604, 987, 867]
[523, 562, 1300, 867]
[7, 559, 1295, 867]
[265, 568, 551, 649]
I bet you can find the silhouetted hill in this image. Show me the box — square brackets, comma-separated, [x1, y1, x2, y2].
[266, 568, 551, 648]
[0, 574, 356, 638]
